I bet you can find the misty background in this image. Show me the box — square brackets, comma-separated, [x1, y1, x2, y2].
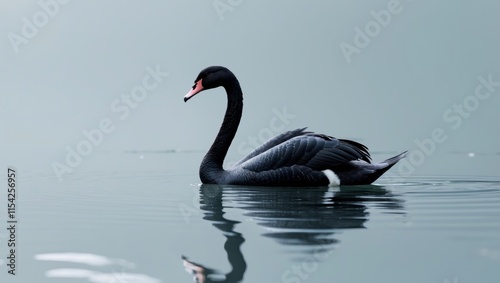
[1, 0, 499, 177]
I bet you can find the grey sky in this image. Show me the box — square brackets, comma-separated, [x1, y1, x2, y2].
[1, 0, 499, 175]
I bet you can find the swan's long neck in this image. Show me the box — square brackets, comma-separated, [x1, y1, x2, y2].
[200, 80, 243, 183]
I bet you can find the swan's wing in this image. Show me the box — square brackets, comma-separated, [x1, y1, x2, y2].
[233, 127, 310, 167]
[235, 133, 371, 173]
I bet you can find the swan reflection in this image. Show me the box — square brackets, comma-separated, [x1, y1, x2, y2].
[182, 184, 405, 282]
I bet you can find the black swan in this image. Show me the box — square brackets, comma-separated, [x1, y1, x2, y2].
[184, 66, 406, 186]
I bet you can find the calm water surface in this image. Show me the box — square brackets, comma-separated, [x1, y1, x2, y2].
[1, 152, 499, 283]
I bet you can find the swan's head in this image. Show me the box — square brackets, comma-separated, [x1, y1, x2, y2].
[184, 66, 235, 102]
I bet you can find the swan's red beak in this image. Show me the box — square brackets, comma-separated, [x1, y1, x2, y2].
[184, 79, 204, 102]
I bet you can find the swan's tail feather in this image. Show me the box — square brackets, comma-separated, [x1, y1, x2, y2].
[382, 151, 408, 166]
[367, 151, 408, 183]
[337, 151, 407, 185]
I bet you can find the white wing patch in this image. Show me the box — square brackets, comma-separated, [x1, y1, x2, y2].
[322, 169, 341, 186]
